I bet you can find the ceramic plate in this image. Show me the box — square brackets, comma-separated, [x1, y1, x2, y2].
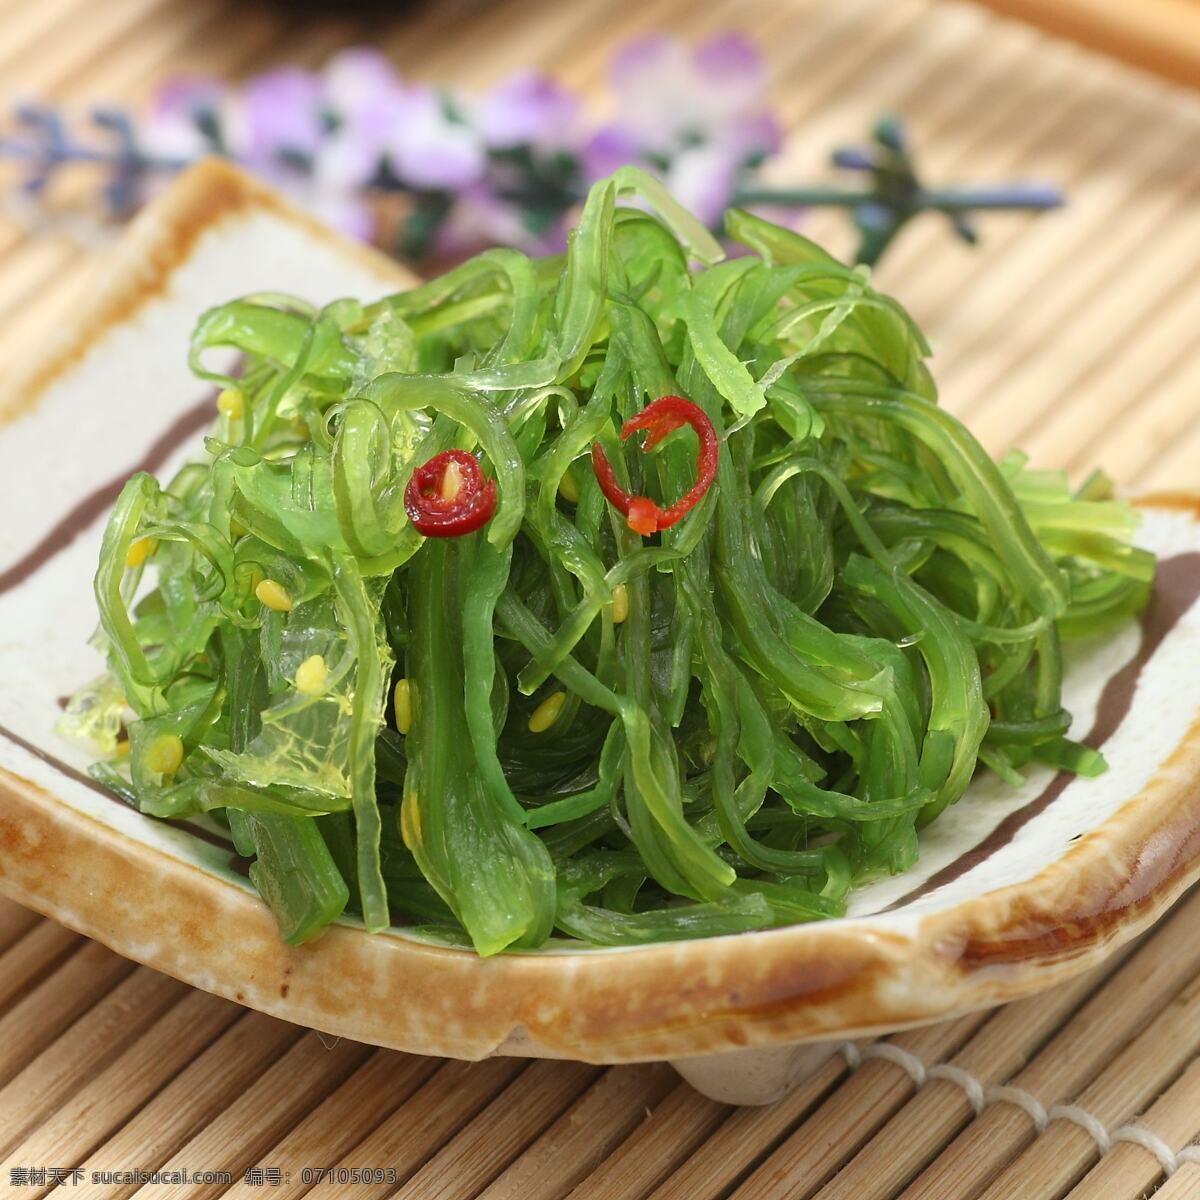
[2, 162, 1198, 1103]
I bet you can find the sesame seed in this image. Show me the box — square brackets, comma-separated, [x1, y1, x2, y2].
[528, 691, 567, 733]
[295, 654, 328, 696]
[216, 388, 244, 419]
[611, 583, 629, 624]
[558, 469, 580, 503]
[145, 733, 184, 776]
[440, 458, 465, 501]
[125, 537, 157, 568]
[394, 678, 413, 734]
[255, 579, 292, 612]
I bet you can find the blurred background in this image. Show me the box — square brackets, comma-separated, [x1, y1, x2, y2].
[0, 0, 1197, 500]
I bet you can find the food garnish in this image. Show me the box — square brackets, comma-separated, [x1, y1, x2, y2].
[403, 448, 498, 537]
[591, 395, 718, 536]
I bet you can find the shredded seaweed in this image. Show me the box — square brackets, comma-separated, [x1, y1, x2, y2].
[61, 168, 1153, 951]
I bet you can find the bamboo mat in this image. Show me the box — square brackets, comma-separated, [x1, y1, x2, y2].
[1, 0, 1200, 1196]
[972, 0, 1200, 88]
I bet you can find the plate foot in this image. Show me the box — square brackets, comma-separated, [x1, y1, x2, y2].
[669, 1040, 848, 1105]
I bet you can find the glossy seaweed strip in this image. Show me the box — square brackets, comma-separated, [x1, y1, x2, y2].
[62, 170, 1152, 953]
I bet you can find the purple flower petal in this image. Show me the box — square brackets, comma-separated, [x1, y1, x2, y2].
[433, 183, 568, 259]
[150, 75, 224, 120]
[695, 33, 763, 83]
[601, 31, 776, 162]
[477, 71, 580, 151]
[581, 125, 641, 181]
[386, 89, 485, 190]
[314, 127, 381, 192]
[142, 75, 228, 159]
[433, 183, 526, 257]
[609, 35, 675, 88]
[318, 49, 408, 180]
[666, 144, 738, 227]
[722, 111, 781, 161]
[606, 36, 694, 153]
[241, 67, 324, 165]
[321, 48, 403, 118]
[690, 35, 769, 124]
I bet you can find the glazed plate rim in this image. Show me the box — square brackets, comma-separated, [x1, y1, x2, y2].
[1, 161, 1198, 1064]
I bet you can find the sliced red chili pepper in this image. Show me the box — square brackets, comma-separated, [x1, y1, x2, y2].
[404, 449, 497, 537]
[591, 395, 718, 536]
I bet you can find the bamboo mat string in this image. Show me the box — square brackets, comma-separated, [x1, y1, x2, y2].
[971, 975, 1200, 1200]
[832, 1044, 1200, 1182]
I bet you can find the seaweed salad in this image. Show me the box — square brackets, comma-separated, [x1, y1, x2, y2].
[62, 168, 1154, 954]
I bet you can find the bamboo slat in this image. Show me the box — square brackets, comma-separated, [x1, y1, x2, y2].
[646, 1057, 848, 1200]
[724, 1014, 992, 1200]
[0, 990, 242, 1189]
[0, 941, 136, 1097]
[477, 1064, 680, 1200]
[891, 89, 1196, 373]
[0, 895, 40, 952]
[1094, 345, 1200, 484]
[0, 919, 81, 1011]
[390, 1062, 602, 1200]
[305, 1058, 529, 1200]
[565, 1080, 732, 1200]
[130, 1032, 374, 1200]
[963, 201, 1200, 454]
[808, 958, 1131, 1200]
[1155, 1164, 1200, 1199]
[972, 0, 1200, 89]
[1065, 1059, 1200, 1200]
[897, 887, 1200, 1200]
[0, 967, 187, 1155]
[1, 1, 1199, 1198]
[77, 1013, 307, 1200]
[0, 0, 194, 95]
[973, 973, 1200, 1200]
[0, 0, 91, 68]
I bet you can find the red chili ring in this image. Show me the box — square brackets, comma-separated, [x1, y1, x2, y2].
[404, 449, 497, 538]
[591, 395, 719, 536]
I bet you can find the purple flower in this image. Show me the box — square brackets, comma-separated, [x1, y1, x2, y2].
[237, 67, 324, 169]
[584, 32, 779, 222]
[665, 144, 740, 227]
[141, 76, 227, 159]
[695, 33, 768, 101]
[696, 32, 758, 73]
[433, 182, 526, 258]
[726, 111, 781, 163]
[581, 125, 639, 183]
[476, 71, 580, 153]
[313, 49, 408, 193]
[312, 126, 380, 194]
[56, 32, 786, 255]
[321, 48, 403, 121]
[434, 182, 565, 259]
[604, 32, 775, 159]
[384, 88, 486, 191]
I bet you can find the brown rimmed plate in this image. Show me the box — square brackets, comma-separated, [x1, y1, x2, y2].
[2, 161, 1198, 1104]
